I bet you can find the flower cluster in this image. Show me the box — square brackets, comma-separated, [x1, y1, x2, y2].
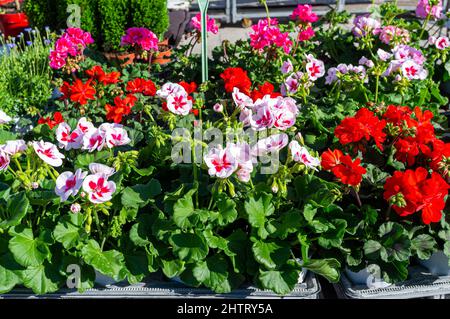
[233, 88, 299, 131]
[281, 55, 325, 95]
[157, 82, 193, 116]
[56, 118, 131, 152]
[249, 18, 293, 54]
[105, 94, 138, 123]
[0, 140, 27, 171]
[326, 104, 450, 225]
[384, 167, 449, 224]
[325, 63, 367, 85]
[38, 112, 65, 129]
[321, 149, 367, 186]
[335, 108, 387, 151]
[55, 163, 116, 204]
[49, 28, 94, 71]
[416, 0, 443, 19]
[290, 4, 318, 42]
[375, 26, 410, 45]
[380, 45, 428, 81]
[352, 14, 381, 38]
[126, 78, 157, 96]
[85, 65, 121, 85]
[121, 27, 159, 51]
[220, 67, 252, 95]
[60, 79, 96, 106]
[190, 13, 219, 35]
[429, 35, 450, 50]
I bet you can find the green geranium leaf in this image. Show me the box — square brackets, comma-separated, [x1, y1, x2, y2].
[121, 179, 162, 209]
[161, 259, 185, 278]
[258, 268, 299, 295]
[216, 196, 238, 226]
[301, 258, 341, 283]
[22, 263, 63, 294]
[272, 209, 304, 239]
[252, 240, 290, 270]
[245, 192, 274, 239]
[169, 232, 209, 262]
[129, 214, 154, 247]
[74, 151, 110, 169]
[53, 216, 86, 249]
[381, 260, 409, 283]
[412, 234, 437, 260]
[364, 240, 382, 260]
[0, 253, 22, 293]
[81, 240, 127, 281]
[317, 219, 347, 249]
[172, 190, 199, 229]
[303, 203, 317, 222]
[193, 255, 233, 293]
[8, 226, 50, 267]
[0, 192, 30, 229]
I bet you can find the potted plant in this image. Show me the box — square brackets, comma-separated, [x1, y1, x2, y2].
[0, 0, 29, 38]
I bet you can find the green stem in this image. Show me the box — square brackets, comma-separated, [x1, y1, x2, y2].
[192, 137, 199, 208]
[419, 12, 432, 40]
[375, 74, 380, 104]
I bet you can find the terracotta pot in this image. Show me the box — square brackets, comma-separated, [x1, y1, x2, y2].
[0, 12, 29, 38]
[153, 39, 172, 65]
[103, 51, 135, 67]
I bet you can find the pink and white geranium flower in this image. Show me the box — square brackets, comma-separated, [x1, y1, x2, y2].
[289, 141, 320, 171]
[88, 163, 115, 178]
[55, 169, 87, 202]
[156, 83, 186, 99]
[401, 60, 428, 80]
[204, 145, 238, 179]
[82, 173, 116, 204]
[166, 93, 193, 116]
[252, 133, 289, 156]
[0, 150, 10, 171]
[232, 88, 253, 109]
[56, 122, 83, 150]
[1, 140, 27, 155]
[305, 54, 325, 81]
[281, 60, 294, 74]
[32, 141, 65, 167]
[103, 125, 131, 148]
[435, 36, 450, 50]
[82, 128, 105, 152]
[0, 110, 12, 124]
[228, 142, 254, 183]
[77, 117, 95, 134]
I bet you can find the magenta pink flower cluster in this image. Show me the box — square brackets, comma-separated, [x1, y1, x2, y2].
[290, 5, 318, 42]
[249, 18, 293, 54]
[49, 28, 94, 70]
[416, 0, 443, 19]
[190, 13, 219, 35]
[290, 4, 318, 23]
[121, 27, 159, 51]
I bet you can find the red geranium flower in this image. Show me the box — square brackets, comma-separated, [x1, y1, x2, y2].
[321, 149, 343, 170]
[383, 167, 450, 224]
[86, 66, 120, 85]
[331, 155, 366, 186]
[427, 139, 450, 176]
[179, 81, 198, 95]
[86, 66, 105, 81]
[101, 71, 121, 85]
[250, 82, 281, 101]
[126, 78, 157, 96]
[69, 79, 96, 105]
[321, 149, 366, 186]
[335, 108, 386, 150]
[60, 81, 72, 100]
[105, 94, 137, 123]
[38, 112, 64, 129]
[220, 67, 252, 94]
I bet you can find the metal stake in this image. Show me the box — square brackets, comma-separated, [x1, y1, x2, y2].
[198, 0, 210, 83]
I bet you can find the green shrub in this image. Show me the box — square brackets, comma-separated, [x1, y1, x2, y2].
[130, 0, 169, 39]
[23, 0, 53, 31]
[98, 0, 130, 52]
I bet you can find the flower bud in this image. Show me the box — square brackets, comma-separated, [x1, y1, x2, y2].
[31, 182, 39, 189]
[213, 103, 224, 113]
[70, 203, 81, 214]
